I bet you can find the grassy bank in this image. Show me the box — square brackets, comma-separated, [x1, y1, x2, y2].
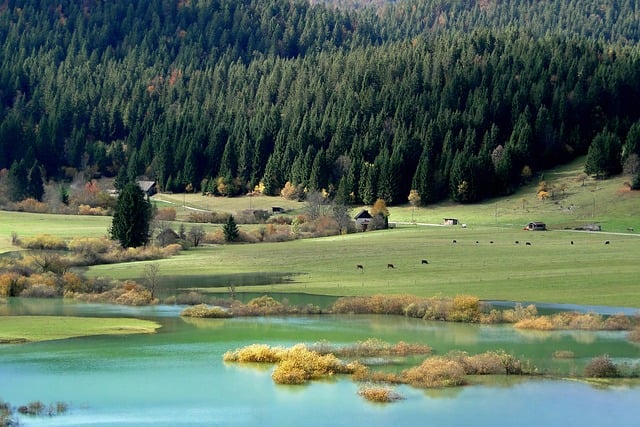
[0, 316, 160, 343]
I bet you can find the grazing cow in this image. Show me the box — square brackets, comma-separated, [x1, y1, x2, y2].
[525, 241, 532, 246]
[514, 240, 520, 244]
[605, 240, 610, 245]
[570, 241, 574, 245]
[387, 263, 395, 269]
[490, 241, 494, 244]
[421, 259, 429, 264]
[475, 241, 479, 244]
[452, 239, 457, 244]
[356, 264, 364, 271]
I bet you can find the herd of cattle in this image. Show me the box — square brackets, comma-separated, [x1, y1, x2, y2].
[356, 238, 612, 271]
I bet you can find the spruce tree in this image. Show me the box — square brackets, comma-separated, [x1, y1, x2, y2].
[223, 215, 239, 242]
[110, 182, 152, 248]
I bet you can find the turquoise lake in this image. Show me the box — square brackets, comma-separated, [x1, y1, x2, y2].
[1, 298, 640, 426]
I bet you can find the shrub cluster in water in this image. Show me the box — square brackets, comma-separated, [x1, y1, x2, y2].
[223, 341, 533, 395]
[1, 399, 68, 425]
[180, 296, 322, 318]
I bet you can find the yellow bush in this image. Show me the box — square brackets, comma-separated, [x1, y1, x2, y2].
[449, 295, 481, 322]
[271, 345, 347, 385]
[566, 312, 604, 330]
[223, 344, 286, 363]
[604, 314, 633, 330]
[21, 234, 67, 250]
[358, 385, 403, 403]
[450, 351, 508, 375]
[180, 304, 232, 318]
[514, 316, 555, 330]
[501, 303, 538, 323]
[401, 357, 466, 388]
[315, 339, 432, 358]
[68, 237, 113, 254]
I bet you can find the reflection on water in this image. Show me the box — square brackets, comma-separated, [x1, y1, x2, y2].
[1, 298, 639, 426]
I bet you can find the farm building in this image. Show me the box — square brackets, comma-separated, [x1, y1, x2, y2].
[138, 180, 157, 198]
[354, 209, 373, 231]
[525, 221, 547, 231]
[443, 218, 459, 226]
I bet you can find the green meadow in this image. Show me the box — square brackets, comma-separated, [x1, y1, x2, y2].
[0, 316, 160, 343]
[2, 157, 640, 308]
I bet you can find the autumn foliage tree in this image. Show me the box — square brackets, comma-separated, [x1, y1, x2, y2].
[370, 198, 389, 230]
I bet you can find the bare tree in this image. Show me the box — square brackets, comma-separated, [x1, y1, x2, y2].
[188, 225, 206, 247]
[332, 202, 352, 234]
[144, 263, 160, 299]
[305, 190, 329, 220]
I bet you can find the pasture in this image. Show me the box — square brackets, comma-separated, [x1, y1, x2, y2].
[2, 157, 639, 307]
[86, 224, 640, 308]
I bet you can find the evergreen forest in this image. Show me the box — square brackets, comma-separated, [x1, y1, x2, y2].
[1, 0, 640, 205]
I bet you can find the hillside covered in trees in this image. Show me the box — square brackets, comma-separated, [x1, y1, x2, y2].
[1, 0, 640, 206]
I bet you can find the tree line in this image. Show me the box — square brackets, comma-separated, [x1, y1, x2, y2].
[1, 0, 640, 206]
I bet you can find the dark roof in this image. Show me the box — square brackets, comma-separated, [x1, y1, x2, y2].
[354, 209, 372, 219]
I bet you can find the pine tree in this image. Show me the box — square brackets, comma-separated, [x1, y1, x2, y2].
[109, 182, 152, 248]
[223, 215, 239, 242]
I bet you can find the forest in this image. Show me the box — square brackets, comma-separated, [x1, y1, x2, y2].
[1, 0, 640, 206]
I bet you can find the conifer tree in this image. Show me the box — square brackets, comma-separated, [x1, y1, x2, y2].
[109, 182, 152, 248]
[223, 215, 239, 242]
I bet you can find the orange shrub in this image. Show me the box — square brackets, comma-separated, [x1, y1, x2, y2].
[78, 205, 108, 215]
[61, 271, 88, 293]
[16, 198, 49, 213]
[0, 272, 21, 296]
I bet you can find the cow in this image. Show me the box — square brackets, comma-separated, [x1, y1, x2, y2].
[514, 240, 520, 244]
[525, 241, 532, 246]
[451, 239, 457, 244]
[571, 241, 574, 245]
[387, 263, 395, 269]
[356, 265, 364, 271]
[421, 259, 429, 264]
[605, 240, 610, 245]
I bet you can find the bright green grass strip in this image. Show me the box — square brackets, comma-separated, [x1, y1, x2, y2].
[0, 316, 161, 343]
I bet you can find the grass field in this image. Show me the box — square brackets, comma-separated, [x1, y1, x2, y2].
[0, 316, 160, 343]
[2, 157, 640, 308]
[86, 224, 640, 307]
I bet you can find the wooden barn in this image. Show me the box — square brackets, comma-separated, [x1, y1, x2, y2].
[354, 209, 373, 231]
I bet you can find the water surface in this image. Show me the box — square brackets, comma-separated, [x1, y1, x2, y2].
[1, 299, 639, 426]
